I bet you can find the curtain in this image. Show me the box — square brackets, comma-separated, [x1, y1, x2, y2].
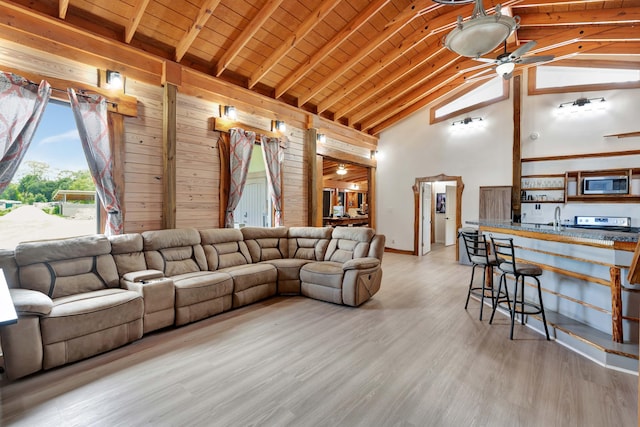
[261, 135, 284, 226]
[0, 72, 51, 194]
[225, 128, 255, 228]
[68, 88, 123, 236]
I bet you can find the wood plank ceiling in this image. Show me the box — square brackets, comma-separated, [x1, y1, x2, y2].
[7, 0, 640, 135]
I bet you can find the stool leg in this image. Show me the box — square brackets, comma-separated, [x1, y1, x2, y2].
[489, 273, 509, 324]
[465, 265, 477, 310]
[510, 275, 519, 340]
[519, 276, 526, 325]
[479, 266, 487, 320]
[534, 276, 550, 340]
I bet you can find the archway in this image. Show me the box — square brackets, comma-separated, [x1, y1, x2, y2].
[412, 173, 464, 259]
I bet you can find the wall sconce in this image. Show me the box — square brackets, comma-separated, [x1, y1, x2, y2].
[451, 117, 483, 126]
[220, 105, 237, 120]
[317, 133, 326, 144]
[370, 150, 378, 160]
[558, 97, 605, 108]
[336, 164, 347, 175]
[271, 120, 286, 132]
[106, 70, 123, 90]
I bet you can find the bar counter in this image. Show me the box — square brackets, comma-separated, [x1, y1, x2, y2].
[466, 220, 639, 371]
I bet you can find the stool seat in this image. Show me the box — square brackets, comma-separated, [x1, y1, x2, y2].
[489, 236, 550, 341]
[497, 262, 542, 276]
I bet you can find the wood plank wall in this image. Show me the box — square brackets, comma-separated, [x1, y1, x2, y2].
[0, 31, 369, 232]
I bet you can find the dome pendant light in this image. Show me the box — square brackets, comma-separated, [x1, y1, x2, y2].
[443, 0, 519, 58]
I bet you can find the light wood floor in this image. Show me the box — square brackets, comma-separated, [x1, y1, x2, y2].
[1, 246, 637, 426]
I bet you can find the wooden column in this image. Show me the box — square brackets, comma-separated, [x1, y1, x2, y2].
[368, 166, 376, 230]
[306, 128, 322, 226]
[610, 266, 623, 343]
[162, 82, 177, 229]
[512, 75, 522, 221]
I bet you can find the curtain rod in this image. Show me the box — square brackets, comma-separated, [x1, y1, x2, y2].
[50, 86, 118, 107]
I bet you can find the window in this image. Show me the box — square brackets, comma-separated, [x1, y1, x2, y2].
[0, 100, 97, 249]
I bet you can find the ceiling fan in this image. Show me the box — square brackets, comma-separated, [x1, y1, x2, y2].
[473, 40, 555, 80]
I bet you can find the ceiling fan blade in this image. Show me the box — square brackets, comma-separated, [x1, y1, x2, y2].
[472, 57, 497, 64]
[518, 55, 555, 64]
[509, 40, 537, 60]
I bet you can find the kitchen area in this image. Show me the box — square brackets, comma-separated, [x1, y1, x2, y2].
[472, 152, 640, 372]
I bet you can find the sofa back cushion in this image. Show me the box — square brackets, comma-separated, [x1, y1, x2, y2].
[0, 249, 19, 289]
[325, 227, 375, 263]
[199, 228, 252, 270]
[142, 228, 207, 276]
[109, 233, 147, 276]
[288, 227, 332, 261]
[241, 227, 289, 262]
[14, 235, 119, 298]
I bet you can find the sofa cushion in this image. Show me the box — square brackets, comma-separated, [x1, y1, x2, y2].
[241, 226, 289, 262]
[300, 261, 344, 289]
[219, 263, 277, 292]
[15, 235, 120, 298]
[109, 233, 147, 276]
[40, 288, 143, 344]
[262, 258, 311, 281]
[288, 227, 332, 261]
[142, 229, 207, 276]
[324, 227, 375, 263]
[200, 228, 252, 270]
[172, 271, 234, 307]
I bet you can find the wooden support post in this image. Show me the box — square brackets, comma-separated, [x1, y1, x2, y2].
[610, 266, 623, 343]
[162, 83, 177, 229]
[306, 128, 321, 226]
[512, 75, 522, 221]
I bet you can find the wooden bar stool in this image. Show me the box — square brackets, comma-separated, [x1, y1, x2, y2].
[489, 236, 550, 340]
[459, 229, 503, 320]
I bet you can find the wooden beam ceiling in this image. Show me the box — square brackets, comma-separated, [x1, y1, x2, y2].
[2, 0, 639, 136]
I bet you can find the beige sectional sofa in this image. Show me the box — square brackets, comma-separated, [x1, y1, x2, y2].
[0, 226, 384, 380]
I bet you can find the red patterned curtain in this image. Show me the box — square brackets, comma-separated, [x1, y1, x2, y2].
[68, 89, 123, 236]
[0, 72, 51, 193]
[226, 128, 255, 228]
[261, 135, 284, 226]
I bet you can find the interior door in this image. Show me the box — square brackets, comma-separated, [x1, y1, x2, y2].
[422, 182, 432, 255]
[445, 185, 457, 246]
[234, 177, 270, 227]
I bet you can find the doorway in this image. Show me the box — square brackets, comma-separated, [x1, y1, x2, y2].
[413, 174, 464, 259]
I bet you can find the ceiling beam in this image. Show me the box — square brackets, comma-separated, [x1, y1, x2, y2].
[274, 0, 392, 99]
[313, 0, 520, 114]
[59, 0, 69, 19]
[247, 0, 341, 89]
[174, 0, 222, 62]
[519, 7, 640, 26]
[125, 0, 151, 44]
[214, 0, 284, 77]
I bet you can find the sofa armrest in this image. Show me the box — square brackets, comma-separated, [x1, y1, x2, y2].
[122, 269, 164, 283]
[343, 257, 380, 271]
[9, 288, 52, 316]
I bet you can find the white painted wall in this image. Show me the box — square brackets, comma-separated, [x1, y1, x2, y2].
[377, 73, 640, 251]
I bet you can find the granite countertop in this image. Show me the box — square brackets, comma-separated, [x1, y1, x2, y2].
[466, 220, 639, 243]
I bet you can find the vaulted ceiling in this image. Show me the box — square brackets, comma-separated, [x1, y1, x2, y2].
[7, 0, 640, 135]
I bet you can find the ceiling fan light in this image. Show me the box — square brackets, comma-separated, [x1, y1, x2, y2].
[443, 0, 520, 58]
[496, 62, 515, 76]
[336, 164, 347, 175]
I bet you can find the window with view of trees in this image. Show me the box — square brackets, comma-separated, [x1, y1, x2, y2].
[0, 100, 97, 249]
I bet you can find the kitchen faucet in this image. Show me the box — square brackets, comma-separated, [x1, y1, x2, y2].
[554, 206, 561, 229]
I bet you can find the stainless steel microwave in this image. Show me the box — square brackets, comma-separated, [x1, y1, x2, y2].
[583, 176, 629, 195]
